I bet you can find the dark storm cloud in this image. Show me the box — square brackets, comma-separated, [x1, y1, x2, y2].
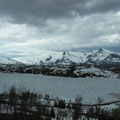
[0, 0, 120, 25]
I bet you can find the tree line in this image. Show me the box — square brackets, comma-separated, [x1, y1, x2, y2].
[0, 86, 120, 120]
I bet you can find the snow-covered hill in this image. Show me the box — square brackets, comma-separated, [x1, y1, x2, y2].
[49, 65, 117, 78]
[74, 67, 116, 78]
[13, 48, 120, 66]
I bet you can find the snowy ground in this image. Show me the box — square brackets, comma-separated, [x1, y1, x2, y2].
[0, 73, 120, 104]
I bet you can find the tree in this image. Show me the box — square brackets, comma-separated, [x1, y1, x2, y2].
[73, 95, 83, 120]
[58, 100, 66, 109]
[8, 86, 17, 114]
[97, 97, 104, 105]
[19, 91, 31, 116]
[54, 101, 58, 107]
[50, 107, 55, 118]
[68, 64, 76, 77]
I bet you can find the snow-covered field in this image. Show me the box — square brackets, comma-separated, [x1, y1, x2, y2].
[0, 73, 120, 104]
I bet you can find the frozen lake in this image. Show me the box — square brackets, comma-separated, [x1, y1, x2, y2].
[0, 72, 120, 103]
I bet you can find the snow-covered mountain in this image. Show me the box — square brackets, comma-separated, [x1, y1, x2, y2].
[13, 51, 88, 65]
[0, 49, 119, 78]
[86, 48, 114, 65]
[0, 48, 119, 66]
[0, 57, 23, 65]
[13, 48, 120, 66]
[100, 53, 120, 65]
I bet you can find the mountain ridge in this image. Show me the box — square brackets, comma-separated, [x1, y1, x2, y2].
[12, 48, 120, 66]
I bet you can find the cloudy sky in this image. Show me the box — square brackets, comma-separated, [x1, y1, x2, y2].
[0, 0, 120, 57]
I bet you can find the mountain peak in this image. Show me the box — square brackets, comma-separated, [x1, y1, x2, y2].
[97, 48, 112, 54]
[63, 52, 66, 55]
[98, 48, 104, 51]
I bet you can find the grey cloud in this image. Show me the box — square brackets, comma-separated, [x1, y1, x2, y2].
[0, 0, 120, 56]
[0, 0, 120, 25]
